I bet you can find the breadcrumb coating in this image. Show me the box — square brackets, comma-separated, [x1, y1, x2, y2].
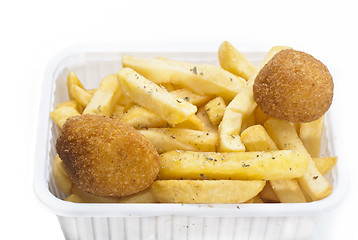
[253, 49, 333, 123]
[56, 114, 160, 197]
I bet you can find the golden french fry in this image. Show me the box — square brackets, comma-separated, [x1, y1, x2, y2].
[261, 46, 293, 64]
[292, 123, 301, 135]
[219, 46, 292, 153]
[241, 125, 307, 203]
[122, 55, 246, 101]
[121, 105, 167, 129]
[139, 128, 218, 152]
[70, 84, 93, 108]
[218, 41, 257, 80]
[259, 182, 279, 202]
[225, 46, 292, 123]
[240, 113, 256, 134]
[65, 194, 84, 203]
[313, 156, 337, 176]
[83, 74, 122, 117]
[86, 89, 96, 95]
[71, 185, 157, 203]
[244, 195, 264, 203]
[196, 105, 218, 133]
[300, 116, 324, 158]
[269, 178, 307, 203]
[158, 150, 309, 181]
[139, 130, 197, 153]
[71, 184, 119, 203]
[122, 105, 205, 130]
[159, 82, 176, 91]
[53, 155, 72, 195]
[116, 91, 133, 106]
[116, 189, 158, 203]
[170, 88, 213, 106]
[67, 72, 85, 100]
[173, 114, 206, 131]
[111, 104, 125, 119]
[50, 100, 81, 128]
[150, 180, 266, 203]
[118, 68, 197, 125]
[205, 97, 227, 126]
[218, 110, 245, 152]
[241, 125, 278, 151]
[264, 118, 332, 201]
[254, 106, 269, 125]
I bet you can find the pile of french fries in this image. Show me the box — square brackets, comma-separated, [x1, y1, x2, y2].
[51, 41, 337, 204]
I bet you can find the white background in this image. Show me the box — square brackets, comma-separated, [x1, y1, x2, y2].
[1, 0, 356, 239]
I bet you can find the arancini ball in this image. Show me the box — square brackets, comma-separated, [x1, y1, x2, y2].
[56, 114, 160, 197]
[253, 49, 333, 123]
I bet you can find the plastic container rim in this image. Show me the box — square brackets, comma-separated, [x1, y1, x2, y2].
[33, 45, 348, 218]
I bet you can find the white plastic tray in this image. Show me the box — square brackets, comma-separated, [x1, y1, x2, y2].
[34, 46, 347, 240]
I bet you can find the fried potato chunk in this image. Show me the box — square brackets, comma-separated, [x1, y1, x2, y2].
[218, 41, 257, 80]
[158, 150, 309, 181]
[150, 180, 265, 203]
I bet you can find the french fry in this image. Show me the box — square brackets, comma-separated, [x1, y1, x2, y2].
[264, 118, 332, 201]
[300, 116, 324, 158]
[241, 125, 307, 203]
[225, 46, 292, 123]
[122, 55, 246, 101]
[170, 88, 213, 106]
[116, 91, 133, 106]
[158, 150, 309, 180]
[122, 104, 205, 130]
[254, 106, 269, 125]
[150, 180, 266, 203]
[241, 125, 277, 151]
[173, 114, 206, 131]
[65, 194, 84, 203]
[196, 106, 218, 133]
[67, 72, 85, 100]
[118, 68, 197, 125]
[292, 123, 301, 135]
[111, 104, 125, 119]
[259, 182, 279, 202]
[83, 74, 122, 117]
[218, 41, 257, 80]
[120, 105, 167, 129]
[218, 110, 245, 152]
[50, 100, 81, 128]
[314, 156, 337, 176]
[139, 128, 218, 152]
[71, 184, 119, 203]
[270, 179, 307, 203]
[53, 155, 72, 195]
[218, 46, 292, 152]
[244, 195, 264, 203]
[139, 130, 197, 153]
[86, 89, 97, 95]
[70, 84, 93, 108]
[71, 185, 157, 203]
[261, 46, 293, 64]
[240, 113, 256, 134]
[159, 82, 176, 91]
[205, 97, 227, 126]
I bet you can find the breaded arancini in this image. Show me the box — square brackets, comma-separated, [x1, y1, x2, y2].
[56, 114, 160, 197]
[253, 49, 333, 123]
